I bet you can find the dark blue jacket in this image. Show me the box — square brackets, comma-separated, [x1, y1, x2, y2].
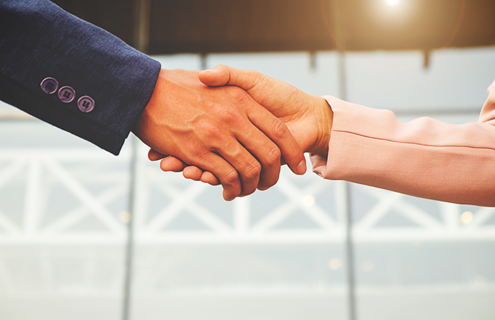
[0, 0, 161, 155]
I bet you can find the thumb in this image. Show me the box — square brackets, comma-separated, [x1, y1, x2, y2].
[199, 65, 261, 91]
[199, 65, 230, 87]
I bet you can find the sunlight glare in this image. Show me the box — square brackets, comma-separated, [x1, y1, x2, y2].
[385, 0, 401, 7]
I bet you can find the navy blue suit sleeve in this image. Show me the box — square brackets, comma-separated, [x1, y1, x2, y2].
[0, 0, 161, 155]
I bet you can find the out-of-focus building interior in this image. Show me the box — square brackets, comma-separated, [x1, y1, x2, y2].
[1, 1, 495, 320]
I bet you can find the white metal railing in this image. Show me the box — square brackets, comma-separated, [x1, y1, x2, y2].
[0, 148, 494, 245]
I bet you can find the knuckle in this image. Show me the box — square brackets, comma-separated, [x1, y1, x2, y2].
[246, 69, 260, 79]
[214, 104, 243, 124]
[246, 69, 262, 80]
[243, 161, 262, 182]
[223, 169, 240, 186]
[199, 121, 223, 141]
[225, 109, 242, 123]
[271, 118, 288, 139]
[264, 145, 281, 165]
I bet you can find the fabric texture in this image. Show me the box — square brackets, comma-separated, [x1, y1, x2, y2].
[311, 80, 495, 207]
[0, 0, 161, 155]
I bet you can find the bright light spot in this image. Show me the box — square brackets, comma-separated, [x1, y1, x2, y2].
[328, 258, 342, 270]
[460, 211, 473, 225]
[362, 260, 374, 272]
[119, 211, 132, 224]
[385, 0, 401, 7]
[304, 195, 315, 207]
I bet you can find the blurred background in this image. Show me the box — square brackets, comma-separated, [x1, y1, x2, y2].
[1, 0, 495, 319]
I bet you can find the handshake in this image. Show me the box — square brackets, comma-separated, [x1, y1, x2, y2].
[133, 65, 334, 201]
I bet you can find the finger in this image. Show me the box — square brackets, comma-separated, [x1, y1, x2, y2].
[215, 138, 262, 197]
[234, 122, 281, 191]
[180, 165, 221, 185]
[148, 149, 167, 161]
[246, 104, 306, 176]
[197, 152, 243, 201]
[183, 166, 204, 181]
[200, 171, 221, 185]
[160, 156, 187, 172]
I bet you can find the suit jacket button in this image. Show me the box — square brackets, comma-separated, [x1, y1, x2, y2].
[77, 96, 95, 113]
[58, 86, 76, 103]
[40, 77, 59, 94]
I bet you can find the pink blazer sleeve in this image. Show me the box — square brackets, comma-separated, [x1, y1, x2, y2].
[311, 80, 495, 207]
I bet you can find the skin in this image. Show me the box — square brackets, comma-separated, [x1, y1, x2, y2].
[148, 66, 333, 191]
[133, 68, 307, 201]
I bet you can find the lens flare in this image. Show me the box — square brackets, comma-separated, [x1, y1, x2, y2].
[386, 0, 401, 7]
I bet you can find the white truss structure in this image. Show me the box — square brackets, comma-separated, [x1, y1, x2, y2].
[0, 146, 494, 246]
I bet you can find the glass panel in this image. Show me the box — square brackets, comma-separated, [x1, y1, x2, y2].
[351, 184, 495, 320]
[152, 54, 202, 71]
[0, 121, 128, 320]
[346, 47, 495, 112]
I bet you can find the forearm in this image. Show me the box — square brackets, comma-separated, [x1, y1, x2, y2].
[311, 95, 495, 206]
[0, 0, 161, 154]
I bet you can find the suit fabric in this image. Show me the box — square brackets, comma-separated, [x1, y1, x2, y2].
[0, 0, 161, 155]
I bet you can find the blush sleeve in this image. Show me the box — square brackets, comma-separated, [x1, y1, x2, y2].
[310, 80, 495, 207]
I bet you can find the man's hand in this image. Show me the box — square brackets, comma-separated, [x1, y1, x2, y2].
[153, 65, 333, 186]
[134, 68, 306, 200]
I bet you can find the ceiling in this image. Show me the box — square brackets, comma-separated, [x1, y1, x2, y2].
[53, 0, 495, 54]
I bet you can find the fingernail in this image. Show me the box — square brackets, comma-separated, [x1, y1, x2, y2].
[296, 160, 306, 175]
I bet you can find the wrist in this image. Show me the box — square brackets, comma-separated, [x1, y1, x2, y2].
[132, 69, 167, 146]
[309, 96, 333, 155]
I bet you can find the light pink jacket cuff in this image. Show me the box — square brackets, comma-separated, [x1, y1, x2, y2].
[311, 83, 495, 206]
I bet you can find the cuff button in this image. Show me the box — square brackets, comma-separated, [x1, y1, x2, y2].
[77, 96, 95, 113]
[40, 77, 59, 94]
[58, 86, 76, 103]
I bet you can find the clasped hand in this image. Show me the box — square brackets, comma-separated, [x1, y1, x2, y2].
[135, 66, 333, 200]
